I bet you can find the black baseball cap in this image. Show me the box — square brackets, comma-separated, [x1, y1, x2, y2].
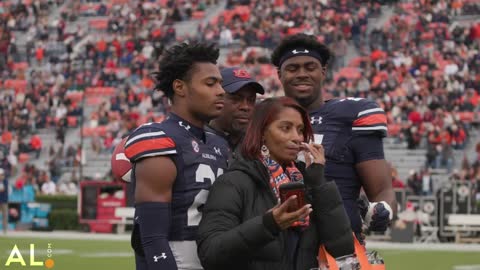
[221, 67, 265, 95]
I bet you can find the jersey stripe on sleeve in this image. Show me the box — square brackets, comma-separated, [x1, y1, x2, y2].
[125, 129, 176, 162]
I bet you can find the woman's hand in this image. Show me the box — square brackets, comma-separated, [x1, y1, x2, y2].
[271, 196, 312, 230]
[301, 143, 325, 167]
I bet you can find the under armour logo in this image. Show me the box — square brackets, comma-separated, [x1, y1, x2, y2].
[292, 49, 309, 54]
[214, 147, 222, 155]
[179, 121, 191, 130]
[310, 116, 323, 125]
[153, 253, 167, 262]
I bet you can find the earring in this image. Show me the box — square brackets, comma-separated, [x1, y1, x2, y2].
[261, 144, 270, 158]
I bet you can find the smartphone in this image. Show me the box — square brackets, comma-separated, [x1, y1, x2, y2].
[279, 182, 306, 212]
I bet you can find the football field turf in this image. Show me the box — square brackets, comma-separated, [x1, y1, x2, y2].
[0, 237, 479, 270]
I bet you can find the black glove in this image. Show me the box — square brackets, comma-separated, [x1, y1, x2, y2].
[303, 163, 326, 188]
[357, 196, 369, 220]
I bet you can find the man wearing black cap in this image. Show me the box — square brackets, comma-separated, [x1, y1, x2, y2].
[207, 67, 264, 156]
[271, 34, 396, 242]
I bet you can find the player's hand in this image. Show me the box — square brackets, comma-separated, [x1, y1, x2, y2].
[301, 143, 325, 167]
[363, 201, 393, 232]
[271, 196, 312, 230]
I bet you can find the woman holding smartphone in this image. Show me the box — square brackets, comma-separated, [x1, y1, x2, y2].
[197, 97, 355, 270]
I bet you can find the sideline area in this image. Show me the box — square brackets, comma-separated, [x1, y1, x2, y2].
[2, 230, 480, 251]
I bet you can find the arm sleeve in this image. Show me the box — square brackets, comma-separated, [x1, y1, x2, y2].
[197, 172, 280, 269]
[134, 202, 178, 270]
[349, 135, 385, 163]
[125, 125, 176, 162]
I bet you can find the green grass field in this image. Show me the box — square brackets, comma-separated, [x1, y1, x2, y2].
[0, 237, 479, 270]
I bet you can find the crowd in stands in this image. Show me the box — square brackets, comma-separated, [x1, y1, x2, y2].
[0, 0, 85, 195]
[0, 0, 479, 199]
[361, 1, 479, 178]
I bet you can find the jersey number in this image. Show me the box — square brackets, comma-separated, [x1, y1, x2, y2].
[187, 164, 224, 226]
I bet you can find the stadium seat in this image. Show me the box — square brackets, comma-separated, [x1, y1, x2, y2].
[4, 79, 27, 92]
[86, 97, 102, 106]
[191, 11, 205, 19]
[67, 116, 78, 127]
[287, 28, 304, 35]
[457, 112, 474, 123]
[66, 91, 84, 102]
[89, 18, 109, 30]
[83, 126, 108, 137]
[86, 87, 115, 96]
[420, 31, 435, 40]
[18, 153, 30, 163]
[12, 62, 29, 70]
[110, 0, 128, 4]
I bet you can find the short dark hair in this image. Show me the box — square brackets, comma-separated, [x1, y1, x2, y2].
[271, 34, 332, 68]
[152, 42, 219, 100]
[241, 97, 313, 160]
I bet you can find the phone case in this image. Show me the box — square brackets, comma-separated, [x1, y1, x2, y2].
[279, 182, 306, 212]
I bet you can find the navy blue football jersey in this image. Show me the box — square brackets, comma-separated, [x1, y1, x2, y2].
[308, 97, 387, 233]
[125, 113, 229, 241]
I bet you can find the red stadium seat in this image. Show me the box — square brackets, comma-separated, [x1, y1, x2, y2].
[110, 0, 128, 4]
[79, 3, 101, 13]
[85, 87, 115, 96]
[233, 5, 250, 22]
[86, 97, 103, 106]
[89, 18, 109, 30]
[191, 11, 205, 20]
[18, 153, 30, 164]
[66, 91, 84, 102]
[82, 126, 107, 137]
[457, 112, 474, 123]
[12, 62, 29, 70]
[156, 0, 167, 6]
[67, 116, 78, 127]
[420, 31, 434, 40]
[97, 126, 108, 137]
[4, 79, 27, 92]
[287, 28, 304, 35]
